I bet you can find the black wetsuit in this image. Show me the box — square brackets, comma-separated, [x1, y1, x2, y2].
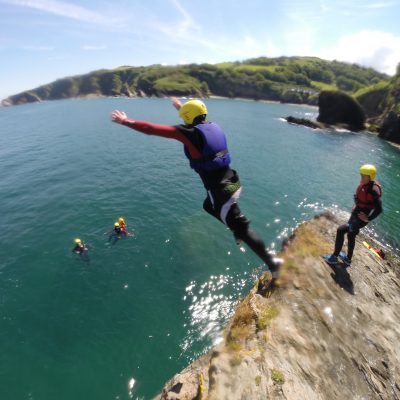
[333, 182, 382, 260]
[73, 244, 85, 254]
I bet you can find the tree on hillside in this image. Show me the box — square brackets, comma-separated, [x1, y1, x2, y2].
[136, 77, 155, 95]
[80, 76, 100, 94]
[50, 78, 79, 99]
[336, 76, 361, 92]
[111, 75, 122, 95]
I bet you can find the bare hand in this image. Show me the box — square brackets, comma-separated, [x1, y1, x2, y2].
[358, 212, 369, 223]
[111, 110, 128, 124]
[170, 96, 182, 110]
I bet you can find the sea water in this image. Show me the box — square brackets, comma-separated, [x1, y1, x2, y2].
[0, 97, 399, 399]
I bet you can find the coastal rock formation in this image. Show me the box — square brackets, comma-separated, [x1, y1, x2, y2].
[155, 212, 400, 400]
[357, 63, 400, 144]
[285, 116, 326, 130]
[1, 57, 387, 107]
[285, 90, 366, 132]
[2, 91, 41, 106]
[317, 90, 365, 131]
[379, 111, 400, 144]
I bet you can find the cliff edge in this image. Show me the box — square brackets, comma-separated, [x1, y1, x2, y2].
[155, 212, 400, 400]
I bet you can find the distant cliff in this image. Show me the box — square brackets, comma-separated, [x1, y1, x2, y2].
[356, 64, 400, 144]
[284, 72, 400, 142]
[154, 212, 400, 400]
[1, 57, 387, 107]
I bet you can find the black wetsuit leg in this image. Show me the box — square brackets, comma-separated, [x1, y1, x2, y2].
[334, 224, 349, 256]
[225, 203, 277, 272]
[347, 231, 357, 260]
[203, 195, 222, 222]
[334, 214, 367, 259]
[203, 190, 277, 273]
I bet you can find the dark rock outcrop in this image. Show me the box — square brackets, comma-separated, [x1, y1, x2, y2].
[379, 111, 400, 144]
[317, 90, 365, 131]
[154, 212, 400, 400]
[285, 116, 327, 130]
[285, 91, 366, 132]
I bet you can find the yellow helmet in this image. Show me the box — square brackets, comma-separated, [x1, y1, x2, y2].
[114, 222, 120, 227]
[74, 238, 81, 244]
[118, 217, 125, 224]
[359, 164, 377, 180]
[179, 100, 207, 125]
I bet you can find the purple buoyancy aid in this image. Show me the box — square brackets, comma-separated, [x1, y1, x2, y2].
[184, 122, 231, 173]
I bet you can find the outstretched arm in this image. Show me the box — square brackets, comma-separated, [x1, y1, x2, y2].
[170, 96, 182, 110]
[112, 110, 128, 124]
[111, 109, 202, 159]
[112, 109, 182, 138]
[112, 109, 178, 136]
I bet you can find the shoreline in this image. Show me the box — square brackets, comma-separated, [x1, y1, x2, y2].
[2, 93, 319, 110]
[1, 94, 398, 148]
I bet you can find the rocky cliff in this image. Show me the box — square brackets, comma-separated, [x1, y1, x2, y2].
[285, 90, 366, 132]
[317, 91, 365, 131]
[155, 212, 400, 400]
[357, 65, 400, 144]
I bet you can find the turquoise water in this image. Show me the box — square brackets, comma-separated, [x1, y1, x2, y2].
[0, 98, 399, 400]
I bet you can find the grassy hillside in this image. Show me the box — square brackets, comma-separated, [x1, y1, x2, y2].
[2, 56, 389, 106]
[356, 64, 400, 119]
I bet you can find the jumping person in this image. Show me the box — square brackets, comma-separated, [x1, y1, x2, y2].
[111, 99, 281, 287]
[325, 164, 383, 265]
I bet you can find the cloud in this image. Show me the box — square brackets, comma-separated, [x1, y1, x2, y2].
[150, 1, 271, 62]
[156, 0, 200, 39]
[82, 45, 107, 51]
[170, 0, 190, 19]
[318, 30, 400, 75]
[22, 45, 54, 51]
[358, 1, 397, 9]
[1, 0, 109, 24]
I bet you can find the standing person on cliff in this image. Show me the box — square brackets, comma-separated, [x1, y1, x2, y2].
[111, 98, 281, 288]
[325, 164, 383, 266]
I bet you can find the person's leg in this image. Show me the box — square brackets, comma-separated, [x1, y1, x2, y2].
[203, 192, 222, 222]
[225, 203, 279, 275]
[346, 220, 366, 260]
[203, 187, 280, 275]
[333, 224, 349, 256]
[347, 232, 357, 260]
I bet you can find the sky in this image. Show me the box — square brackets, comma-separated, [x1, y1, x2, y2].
[1, 0, 400, 99]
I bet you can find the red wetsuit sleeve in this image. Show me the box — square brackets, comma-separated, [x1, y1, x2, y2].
[121, 119, 202, 158]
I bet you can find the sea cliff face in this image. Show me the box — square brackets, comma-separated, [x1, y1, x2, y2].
[155, 212, 400, 400]
[358, 67, 400, 144]
[285, 90, 366, 132]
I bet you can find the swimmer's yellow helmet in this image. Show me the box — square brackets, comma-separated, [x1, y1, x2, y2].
[114, 222, 120, 227]
[179, 100, 207, 125]
[359, 164, 377, 180]
[74, 238, 81, 244]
